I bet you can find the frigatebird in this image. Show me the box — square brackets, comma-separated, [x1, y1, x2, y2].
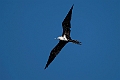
[44, 5, 81, 69]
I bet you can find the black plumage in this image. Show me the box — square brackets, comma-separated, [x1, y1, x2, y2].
[44, 5, 81, 69]
[44, 41, 68, 69]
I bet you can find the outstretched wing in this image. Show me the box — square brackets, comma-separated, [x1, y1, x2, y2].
[62, 5, 74, 39]
[44, 41, 68, 69]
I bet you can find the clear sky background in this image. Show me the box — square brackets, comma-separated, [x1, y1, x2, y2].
[0, 0, 120, 80]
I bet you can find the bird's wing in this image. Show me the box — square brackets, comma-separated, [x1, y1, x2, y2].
[62, 5, 74, 39]
[44, 41, 68, 69]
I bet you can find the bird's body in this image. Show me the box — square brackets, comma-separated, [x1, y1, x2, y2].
[44, 5, 81, 69]
[57, 35, 68, 41]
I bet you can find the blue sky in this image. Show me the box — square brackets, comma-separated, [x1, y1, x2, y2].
[0, 0, 120, 80]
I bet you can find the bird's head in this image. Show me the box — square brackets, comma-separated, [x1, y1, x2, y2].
[54, 36, 61, 40]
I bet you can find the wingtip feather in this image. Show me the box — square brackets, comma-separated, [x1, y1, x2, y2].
[44, 65, 48, 70]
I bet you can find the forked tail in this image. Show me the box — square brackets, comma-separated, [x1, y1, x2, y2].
[69, 40, 82, 45]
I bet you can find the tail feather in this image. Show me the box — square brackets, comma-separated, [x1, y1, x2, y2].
[69, 40, 82, 45]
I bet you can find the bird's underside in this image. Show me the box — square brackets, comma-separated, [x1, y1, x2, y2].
[44, 4, 81, 69]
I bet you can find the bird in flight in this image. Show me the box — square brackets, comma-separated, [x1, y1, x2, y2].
[44, 5, 81, 69]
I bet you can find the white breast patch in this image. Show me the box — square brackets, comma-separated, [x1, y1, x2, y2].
[63, 35, 68, 41]
[58, 35, 68, 41]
